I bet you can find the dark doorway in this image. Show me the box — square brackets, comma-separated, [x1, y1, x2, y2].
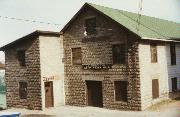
[86, 81, 103, 107]
[45, 81, 54, 108]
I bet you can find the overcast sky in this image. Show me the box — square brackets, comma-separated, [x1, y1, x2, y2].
[0, 0, 180, 62]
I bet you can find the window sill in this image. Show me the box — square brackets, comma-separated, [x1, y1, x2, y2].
[114, 101, 128, 104]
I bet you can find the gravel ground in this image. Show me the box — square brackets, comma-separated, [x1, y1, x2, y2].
[1, 100, 180, 117]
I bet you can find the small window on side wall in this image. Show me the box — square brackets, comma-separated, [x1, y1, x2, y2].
[112, 44, 126, 64]
[170, 43, 176, 65]
[17, 50, 26, 66]
[72, 48, 82, 65]
[114, 81, 128, 102]
[171, 77, 177, 92]
[19, 82, 27, 99]
[85, 18, 96, 35]
[150, 43, 157, 63]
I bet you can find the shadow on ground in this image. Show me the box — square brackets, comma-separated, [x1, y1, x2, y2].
[21, 114, 55, 117]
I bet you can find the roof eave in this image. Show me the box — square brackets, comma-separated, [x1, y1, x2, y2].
[141, 37, 180, 42]
[0, 30, 61, 51]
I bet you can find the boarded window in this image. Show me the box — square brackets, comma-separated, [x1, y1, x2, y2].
[170, 43, 176, 65]
[72, 48, 82, 65]
[112, 44, 126, 64]
[150, 43, 157, 63]
[17, 50, 26, 66]
[172, 77, 177, 92]
[85, 18, 96, 35]
[114, 81, 128, 102]
[19, 82, 27, 99]
[152, 79, 159, 99]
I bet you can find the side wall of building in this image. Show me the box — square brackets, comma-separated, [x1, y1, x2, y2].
[63, 7, 141, 110]
[139, 41, 180, 110]
[39, 35, 65, 109]
[5, 38, 42, 110]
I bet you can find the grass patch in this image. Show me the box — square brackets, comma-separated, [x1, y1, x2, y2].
[147, 99, 176, 111]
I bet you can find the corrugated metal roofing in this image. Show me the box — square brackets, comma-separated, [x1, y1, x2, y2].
[88, 3, 180, 40]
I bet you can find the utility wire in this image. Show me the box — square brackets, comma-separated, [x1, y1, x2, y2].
[0, 15, 63, 26]
[136, 0, 143, 32]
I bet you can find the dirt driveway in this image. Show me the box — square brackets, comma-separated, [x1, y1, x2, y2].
[1, 99, 180, 117]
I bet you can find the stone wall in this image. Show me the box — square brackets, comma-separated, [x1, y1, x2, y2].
[5, 37, 42, 110]
[63, 7, 141, 110]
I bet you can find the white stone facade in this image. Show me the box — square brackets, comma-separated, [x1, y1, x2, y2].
[39, 35, 65, 110]
[139, 42, 180, 110]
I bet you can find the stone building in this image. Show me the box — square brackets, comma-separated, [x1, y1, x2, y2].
[61, 3, 180, 110]
[0, 30, 65, 110]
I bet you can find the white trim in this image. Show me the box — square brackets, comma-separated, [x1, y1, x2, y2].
[141, 37, 180, 42]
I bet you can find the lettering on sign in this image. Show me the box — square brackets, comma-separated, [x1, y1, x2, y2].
[82, 64, 112, 70]
[43, 76, 55, 81]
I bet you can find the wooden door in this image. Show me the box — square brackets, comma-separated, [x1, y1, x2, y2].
[86, 81, 103, 107]
[45, 82, 54, 108]
[152, 79, 159, 99]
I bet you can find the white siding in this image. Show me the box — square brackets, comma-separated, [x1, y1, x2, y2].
[139, 42, 180, 110]
[39, 35, 64, 110]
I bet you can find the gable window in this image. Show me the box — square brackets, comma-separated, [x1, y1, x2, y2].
[170, 43, 176, 65]
[19, 82, 27, 99]
[150, 43, 157, 63]
[85, 18, 96, 35]
[17, 50, 26, 66]
[72, 48, 82, 65]
[171, 77, 177, 92]
[112, 44, 126, 64]
[152, 79, 159, 99]
[114, 81, 128, 102]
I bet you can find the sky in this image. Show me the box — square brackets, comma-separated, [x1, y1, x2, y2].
[0, 0, 180, 62]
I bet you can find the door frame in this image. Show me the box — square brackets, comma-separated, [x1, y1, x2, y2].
[86, 80, 103, 107]
[44, 81, 54, 108]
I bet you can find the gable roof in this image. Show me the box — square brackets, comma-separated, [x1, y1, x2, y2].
[0, 30, 61, 51]
[61, 3, 180, 41]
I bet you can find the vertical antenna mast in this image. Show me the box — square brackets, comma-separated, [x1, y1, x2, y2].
[136, 0, 143, 33]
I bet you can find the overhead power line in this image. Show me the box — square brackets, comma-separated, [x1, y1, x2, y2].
[0, 15, 62, 26]
[136, 0, 143, 32]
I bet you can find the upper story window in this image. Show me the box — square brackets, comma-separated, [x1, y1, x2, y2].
[85, 18, 97, 35]
[72, 48, 82, 65]
[150, 43, 157, 63]
[170, 43, 176, 65]
[112, 44, 126, 64]
[19, 82, 27, 99]
[17, 50, 26, 67]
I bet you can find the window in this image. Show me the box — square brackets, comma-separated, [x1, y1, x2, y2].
[19, 82, 27, 99]
[152, 79, 159, 99]
[170, 43, 176, 65]
[72, 48, 82, 65]
[85, 18, 96, 35]
[17, 50, 26, 66]
[114, 81, 128, 102]
[172, 77, 177, 92]
[112, 44, 126, 64]
[150, 43, 157, 63]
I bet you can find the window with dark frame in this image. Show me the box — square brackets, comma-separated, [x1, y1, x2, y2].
[114, 81, 128, 102]
[172, 77, 177, 92]
[112, 44, 126, 64]
[19, 82, 27, 99]
[85, 18, 96, 35]
[170, 43, 176, 65]
[17, 50, 26, 66]
[72, 48, 82, 65]
[152, 79, 159, 99]
[150, 43, 157, 63]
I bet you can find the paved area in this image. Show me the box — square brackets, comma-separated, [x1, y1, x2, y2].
[1, 99, 180, 117]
